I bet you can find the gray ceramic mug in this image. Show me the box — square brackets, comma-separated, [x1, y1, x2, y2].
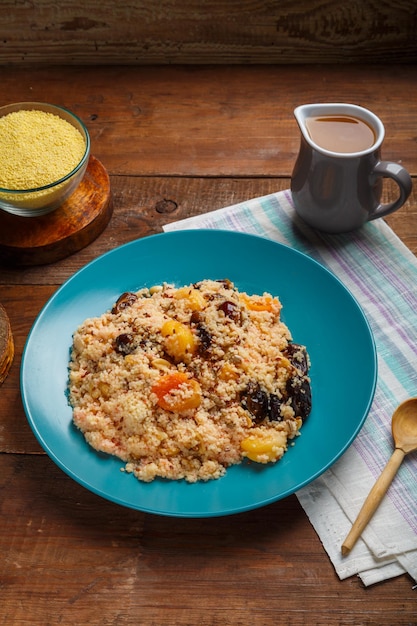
[291, 103, 412, 234]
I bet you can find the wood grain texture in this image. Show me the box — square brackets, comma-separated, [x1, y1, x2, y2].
[1, 65, 416, 623]
[1, 175, 416, 287]
[0, 156, 112, 266]
[0, 302, 14, 383]
[1, 65, 416, 178]
[1, 454, 416, 625]
[1, 0, 417, 65]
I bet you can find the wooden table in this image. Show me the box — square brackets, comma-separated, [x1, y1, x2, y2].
[1, 65, 416, 625]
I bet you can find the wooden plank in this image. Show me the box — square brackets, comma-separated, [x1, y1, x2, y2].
[0, 177, 289, 285]
[1, 65, 416, 178]
[1, 0, 416, 65]
[1, 454, 416, 625]
[1, 174, 416, 287]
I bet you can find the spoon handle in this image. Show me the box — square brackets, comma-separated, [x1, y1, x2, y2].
[341, 447, 405, 556]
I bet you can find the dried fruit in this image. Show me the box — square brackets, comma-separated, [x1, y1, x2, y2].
[112, 292, 138, 314]
[268, 393, 283, 422]
[287, 376, 312, 421]
[241, 374, 311, 424]
[190, 312, 212, 354]
[240, 293, 280, 313]
[240, 382, 269, 424]
[284, 343, 309, 375]
[151, 371, 202, 412]
[161, 319, 196, 362]
[174, 287, 206, 311]
[241, 429, 286, 463]
[114, 333, 135, 355]
[218, 300, 242, 323]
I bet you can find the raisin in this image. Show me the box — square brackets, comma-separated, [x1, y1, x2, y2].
[283, 343, 309, 375]
[218, 300, 242, 323]
[190, 311, 202, 325]
[216, 279, 233, 287]
[197, 324, 212, 353]
[241, 382, 269, 424]
[189, 311, 212, 354]
[286, 376, 312, 421]
[112, 292, 138, 314]
[114, 333, 135, 355]
[268, 393, 283, 422]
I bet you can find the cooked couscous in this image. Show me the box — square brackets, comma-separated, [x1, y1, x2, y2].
[68, 279, 311, 483]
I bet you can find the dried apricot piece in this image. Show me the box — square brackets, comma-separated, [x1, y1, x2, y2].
[239, 293, 280, 313]
[161, 319, 196, 362]
[241, 429, 287, 463]
[151, 371, 202, 413]
[173, 287, 206, 311]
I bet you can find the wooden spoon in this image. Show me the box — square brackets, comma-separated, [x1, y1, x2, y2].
[341, 398, 417, 556]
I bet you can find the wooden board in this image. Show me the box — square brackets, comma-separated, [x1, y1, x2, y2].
[0, 156, 112, 266]
[0, 303, 14, 384]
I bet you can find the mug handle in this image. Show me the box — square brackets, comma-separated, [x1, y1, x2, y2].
[369, 161, 412, 220]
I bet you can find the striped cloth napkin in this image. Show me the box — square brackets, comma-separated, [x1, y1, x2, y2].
[164, 190, 417, 587]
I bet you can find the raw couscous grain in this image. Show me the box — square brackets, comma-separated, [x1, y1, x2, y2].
[0, 109, 86, 190]
[68, 279, 311, 483]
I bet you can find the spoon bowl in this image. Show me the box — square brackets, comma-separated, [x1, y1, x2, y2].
[342, 397, 417, 556]
[392, 398, 417, 454]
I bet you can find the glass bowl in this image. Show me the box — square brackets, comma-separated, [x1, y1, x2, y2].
[0, 102, 90, 217]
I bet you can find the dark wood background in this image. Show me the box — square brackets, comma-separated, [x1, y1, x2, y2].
[1, 0, 417, 65]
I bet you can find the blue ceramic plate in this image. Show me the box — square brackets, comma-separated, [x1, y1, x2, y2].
[21, 230, 377, 517]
